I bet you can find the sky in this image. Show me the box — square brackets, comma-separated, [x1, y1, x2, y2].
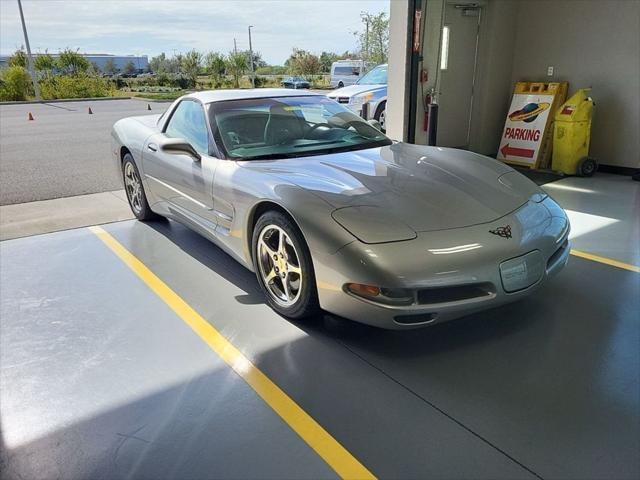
[0, 0, 390, 65]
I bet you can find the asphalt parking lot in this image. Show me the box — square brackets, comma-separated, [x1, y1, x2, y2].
[0, 99, 169, 205]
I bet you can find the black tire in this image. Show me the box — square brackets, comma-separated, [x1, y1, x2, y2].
[338, 81, 344, 88]
[577, 157, 598, 177]
[374, 101, 387, 132]
[122, 153, 160, 221]
[252, 210, 320, 319]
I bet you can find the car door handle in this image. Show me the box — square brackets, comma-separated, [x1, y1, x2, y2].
[147, 143, 158, 152]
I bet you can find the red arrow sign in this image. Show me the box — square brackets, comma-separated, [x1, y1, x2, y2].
[500, 143, 535, 158]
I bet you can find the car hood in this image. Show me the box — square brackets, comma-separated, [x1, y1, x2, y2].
[328, 83, 386, 98]
[239, 143, 545, 235]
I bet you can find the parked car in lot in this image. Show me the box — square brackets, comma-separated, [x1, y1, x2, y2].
[330, 59, 369, 88]
[281, 76, 310, 89]
[112, 89, 570, 329]
[327, 64, 388, 131]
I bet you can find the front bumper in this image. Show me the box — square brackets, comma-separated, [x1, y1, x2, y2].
[313, 197, 570, 329]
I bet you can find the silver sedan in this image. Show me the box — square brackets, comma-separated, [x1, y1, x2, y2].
[111, 89, 570, 329]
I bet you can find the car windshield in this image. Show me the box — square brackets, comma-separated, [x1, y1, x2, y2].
[209, 95, 391, 160]
[357, 65, 387, 85]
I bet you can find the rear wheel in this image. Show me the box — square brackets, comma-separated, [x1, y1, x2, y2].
[253, 211, 319, 319]
[338, 81, 344, 88]
[122, 154, 160, 221]
[577, 157, 598, 177]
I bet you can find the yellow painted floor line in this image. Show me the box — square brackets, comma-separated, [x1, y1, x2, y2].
[88, 225, 375, 480]
[570, 249, 640, 273]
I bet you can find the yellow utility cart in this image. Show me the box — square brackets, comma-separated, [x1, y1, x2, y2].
[552, 88, 597, 176]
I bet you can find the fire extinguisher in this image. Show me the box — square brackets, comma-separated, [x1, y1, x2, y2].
[423, 88, 438, 146]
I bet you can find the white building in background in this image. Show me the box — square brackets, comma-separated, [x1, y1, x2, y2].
[0, 53, 148, 73]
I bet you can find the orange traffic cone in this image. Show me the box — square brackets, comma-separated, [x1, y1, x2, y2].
[88, 107, 93, 114]
[28, 112, 34, 121]
[147, 103, 152, 111]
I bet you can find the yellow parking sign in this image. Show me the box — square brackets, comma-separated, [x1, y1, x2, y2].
[498, 82, 568, 169]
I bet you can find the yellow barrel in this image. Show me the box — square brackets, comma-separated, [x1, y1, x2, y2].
[552, 88, 597, 176]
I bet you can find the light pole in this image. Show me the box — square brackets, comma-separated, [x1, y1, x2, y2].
[17, 0, 40, 100]
[248, 25, 255, 88]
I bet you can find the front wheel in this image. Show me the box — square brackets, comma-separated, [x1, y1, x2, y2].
[374, 101, 387, 132]
[122, 154, 160, 221]
[252, 211, 319, 319]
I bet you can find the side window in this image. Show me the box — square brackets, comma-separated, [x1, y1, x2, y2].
[165, 101, 209, 154]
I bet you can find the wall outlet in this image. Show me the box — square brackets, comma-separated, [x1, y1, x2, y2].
[547, 66, 554, 76]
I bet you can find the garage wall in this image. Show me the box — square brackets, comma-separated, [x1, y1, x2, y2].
[391, 0, 640, 170]
[387, 0, 413, 142]
[468, 0, 519, 155]
[509, 0, 640, 169]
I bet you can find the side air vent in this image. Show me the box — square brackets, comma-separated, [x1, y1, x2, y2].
[547, 239, 569, 270]
[417, 283, 495, 305]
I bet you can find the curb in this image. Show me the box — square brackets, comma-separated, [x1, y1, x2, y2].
[129, 96, 177, 103]
[0, 96, 132, 106]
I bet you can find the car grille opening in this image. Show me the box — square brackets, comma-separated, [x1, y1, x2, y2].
[416, 283, 495, 305]
[338, 97, 350, 103]
[394, 313, 437, 325]
[547, 239, 569, 269]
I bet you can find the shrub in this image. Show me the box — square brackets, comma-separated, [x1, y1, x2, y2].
[40, 74, 114, 99]
[0, 66, 33, 101]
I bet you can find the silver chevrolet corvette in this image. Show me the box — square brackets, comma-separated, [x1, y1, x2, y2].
[111, 89, 570, 329]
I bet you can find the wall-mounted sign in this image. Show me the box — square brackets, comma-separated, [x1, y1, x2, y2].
[413, 9, 422, 53]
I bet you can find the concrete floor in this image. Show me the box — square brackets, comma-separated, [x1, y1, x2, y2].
[1, 174, 638, 479]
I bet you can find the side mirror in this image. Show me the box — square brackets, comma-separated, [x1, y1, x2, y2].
[161, 138, 201, 161]
[367, 119, 382, 131]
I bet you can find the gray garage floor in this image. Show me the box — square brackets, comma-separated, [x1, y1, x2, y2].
[1, 175, 639, 479]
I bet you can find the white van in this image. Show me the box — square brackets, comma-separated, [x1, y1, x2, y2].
[330, 60, 369, 88]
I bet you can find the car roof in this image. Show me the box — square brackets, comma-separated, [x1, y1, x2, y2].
[187, 89, 321, 104]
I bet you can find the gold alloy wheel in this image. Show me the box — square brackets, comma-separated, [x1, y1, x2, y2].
[257, 225, 303, 307]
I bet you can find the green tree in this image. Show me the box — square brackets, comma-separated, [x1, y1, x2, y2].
[238, 50, 266, 72]
[56, 48, 89, 75]
[226, 51, 247, 88]
[181, 50, 203, 86]
[148, 52, 181, 74]
[205, 52, 226, 87]
[354, 11, 389, 64]
[319, 52, 340, 73]
[286, 49, 321, 77]
[123, 61, 136, 75]
[0, 66, 33, 101]
[103, 58, 118, 75]
[34, 52, 56, 74]
[149, 53, 166, 73]
[88, 61, 102, 75]
[8, 47, 27, 68]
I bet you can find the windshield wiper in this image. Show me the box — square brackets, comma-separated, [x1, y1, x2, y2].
[236, 152, 302, 161]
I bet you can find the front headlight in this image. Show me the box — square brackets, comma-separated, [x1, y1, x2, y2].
[350, 92, 374, 107]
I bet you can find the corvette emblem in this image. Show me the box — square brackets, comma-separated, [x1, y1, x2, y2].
[489, 225, 512, 239]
